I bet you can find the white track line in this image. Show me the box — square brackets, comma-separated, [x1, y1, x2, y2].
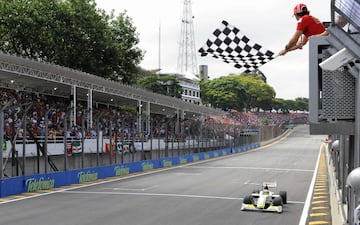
[62, 190, 305, 204]
[298, 146, 322, 225]
[189, 166, 313, 173]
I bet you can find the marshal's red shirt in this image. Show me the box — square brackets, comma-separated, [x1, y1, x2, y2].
[297, 15, 326, 37]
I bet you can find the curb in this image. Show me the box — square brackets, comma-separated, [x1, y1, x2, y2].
[306, 145, 332, 225]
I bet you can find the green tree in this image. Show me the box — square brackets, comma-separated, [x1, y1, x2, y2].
[245, 69, 267, 83]
[282, 99, 295, 113]
[200, 76, 247, 111]
[106, 11, 143, 84]
[137, 75, 183, 98]
[0, 0, 60, 57]
[294, 97, 309, 111]
[200, 74, 276, 111]
[238, 75, 275, 111]
[272, 98, 285, 113]
[0, 0, 143, 84]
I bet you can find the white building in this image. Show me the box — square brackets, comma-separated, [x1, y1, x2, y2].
[157, 68, 201, 105]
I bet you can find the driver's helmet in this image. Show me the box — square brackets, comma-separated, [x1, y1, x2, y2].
[262, 185, 270, 195]
[262, 190, 270, 195]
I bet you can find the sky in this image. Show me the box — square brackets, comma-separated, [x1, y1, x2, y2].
[95, 0, 331, 100]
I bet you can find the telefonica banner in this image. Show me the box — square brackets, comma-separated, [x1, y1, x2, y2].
[0, 143, 260, 198]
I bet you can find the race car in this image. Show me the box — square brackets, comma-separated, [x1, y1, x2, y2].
[241, 182, 287, 213]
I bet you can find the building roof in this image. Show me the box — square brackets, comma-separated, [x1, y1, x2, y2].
[157, 67, 200, 82]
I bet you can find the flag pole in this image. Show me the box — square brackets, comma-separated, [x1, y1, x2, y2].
[158, 22, 161, 71]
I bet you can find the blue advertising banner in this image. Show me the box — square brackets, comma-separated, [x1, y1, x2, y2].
[0, 144, 258, 198]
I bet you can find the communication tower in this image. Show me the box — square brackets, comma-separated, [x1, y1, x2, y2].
[177, 0, 198, 75]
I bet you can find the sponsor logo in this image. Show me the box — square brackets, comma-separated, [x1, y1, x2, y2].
[142, 162, 154, 171]
[78, 171, 98, 183]
[114, 166, 130, 176]
[163, 160, 172, 167]
[180, 157, 187, 164]
[25, 177, 55, 192]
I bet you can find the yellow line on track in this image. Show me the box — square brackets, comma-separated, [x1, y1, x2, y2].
[313, 196, 328, 200]
[308, 221, 329, 225]
[310, 213, 328, 217]
[312, 200, 329, 204]
[312, 206, 329, 210]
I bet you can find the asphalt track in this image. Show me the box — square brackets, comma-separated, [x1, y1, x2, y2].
[0, 125, 325, 225]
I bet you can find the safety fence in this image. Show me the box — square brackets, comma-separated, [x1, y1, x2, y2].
[1, 124, 287, 177]
[0, 143, 260, 198]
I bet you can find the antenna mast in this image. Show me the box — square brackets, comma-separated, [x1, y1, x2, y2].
[177, 0, 198, 75]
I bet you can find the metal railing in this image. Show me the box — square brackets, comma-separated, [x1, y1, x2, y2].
[332, 0, 360, 32]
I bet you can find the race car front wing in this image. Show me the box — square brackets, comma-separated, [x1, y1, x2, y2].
[241, 203, 283, 213]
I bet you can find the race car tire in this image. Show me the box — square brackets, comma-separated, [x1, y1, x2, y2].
[273, 197, 283, 206]
[280, 191, 287, 204]
[243, 195, 253, 204]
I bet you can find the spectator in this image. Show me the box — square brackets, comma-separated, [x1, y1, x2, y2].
[279, 3, 326, 56]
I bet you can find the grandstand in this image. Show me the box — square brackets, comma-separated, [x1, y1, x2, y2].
[0, 51, 306, 190]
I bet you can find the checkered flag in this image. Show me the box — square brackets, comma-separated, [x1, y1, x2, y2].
[198, 20, 276, 73]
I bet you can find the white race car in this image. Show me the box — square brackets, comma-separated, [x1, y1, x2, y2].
[241, 182, 287, 213]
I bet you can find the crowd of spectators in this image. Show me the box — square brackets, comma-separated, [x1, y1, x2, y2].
[210, 110, 307, 128]
[1, 88, 308, 142]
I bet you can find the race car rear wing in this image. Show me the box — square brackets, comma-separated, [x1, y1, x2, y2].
[263, 182, 277, 188]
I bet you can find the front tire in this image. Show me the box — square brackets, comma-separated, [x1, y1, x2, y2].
[280, 191, 287, 204]
[243, 195, 253, 204]
[273, 197, 283, 206]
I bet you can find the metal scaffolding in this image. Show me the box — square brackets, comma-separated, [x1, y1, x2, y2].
[177, 0, 198, 75]
[309, 0, 360, 223]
